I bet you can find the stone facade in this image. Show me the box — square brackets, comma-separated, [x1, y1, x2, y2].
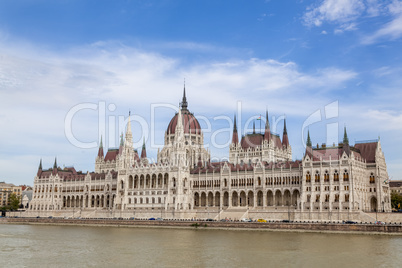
[29, 89, 392, 220]
[0, 182, 22, 208]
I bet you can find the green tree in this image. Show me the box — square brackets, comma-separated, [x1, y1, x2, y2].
[391, 192, 402, 210]
[7, 193, 20, 211]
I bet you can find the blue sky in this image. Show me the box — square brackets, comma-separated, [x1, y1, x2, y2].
[1, 0, 402, 185]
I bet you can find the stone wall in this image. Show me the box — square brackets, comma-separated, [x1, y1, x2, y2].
[8, 209, 402, 223]
[1, 217, 401, 234]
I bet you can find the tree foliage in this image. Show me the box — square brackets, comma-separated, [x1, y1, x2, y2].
[7, 193, 20, 211]
[391, 192, 402, 209]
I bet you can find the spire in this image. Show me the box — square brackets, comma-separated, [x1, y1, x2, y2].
[98, 136, 104, 158]
[53, 157, 57, 169]
[305, 130, 313, 159]
[343, 126, 349, 145]
[253, 121, 255, 134]
[37, 158, 42, 176]
[125, 111, 133, 145]
[175, 109, 184, 141]
[283, 118, 287, 134]
[181, 81, 188, 111]
[282, 118, 289, 147]
[264, 110, 271, 142]
[306, 130, 312, 147]
[232, 114, 239, 144]
[141, 138, 147, 159]
[119, 132, 124, 155]
[342, 126, 351, 156]
[120, 132, 124, 147]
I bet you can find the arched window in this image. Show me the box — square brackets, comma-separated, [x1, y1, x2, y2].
[369, 173, 375, 184]
[324, 170, 329, 182]
[343, 170, 349, 182]
[306, 172, 311, 183]
[334, 170, 339, 182]
[315, 171, 320, 183]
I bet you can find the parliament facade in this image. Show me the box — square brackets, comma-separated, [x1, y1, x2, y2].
[29, 89, 392, 221]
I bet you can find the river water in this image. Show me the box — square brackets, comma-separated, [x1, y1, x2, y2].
[0, 224, 401, 267]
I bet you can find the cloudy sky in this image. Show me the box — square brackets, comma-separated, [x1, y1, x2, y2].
[0, 0, 401, 185]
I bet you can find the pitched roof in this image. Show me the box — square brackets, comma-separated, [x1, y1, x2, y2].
[105, 149, 119, 162]
[354, 142, 377, 163]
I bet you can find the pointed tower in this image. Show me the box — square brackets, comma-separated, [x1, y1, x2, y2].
[125, 111, 133, 147]
[343, 126, 349, 145]
[119, 132, 124, 155]
[342, 126, 351, 156]
[232, 114, 239, 144]
[140, 138, 149, 165]
[52, 157, 58, 175]
[122, 111, 134, 168]
[37, 159, 42, 176]
[180, 83, 188, 111]
[98, 136, 104, 159]
[305, 130, 313, 158]
[282, 118, 289, 148]
[175, 109, 185, 142]
[253, 121, 255, 134]
[141, 138, 147, 159]
[264, 110, 271, 143]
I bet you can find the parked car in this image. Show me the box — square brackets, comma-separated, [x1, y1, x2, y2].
[257, 219, 267, 223]
[344, 220, 357, 224]
[206, 218, 214, 221]
[156, 218, 164, 221]
[241, 218, 252, 222]
[375, 221, 385, 225]
[149, 218, 156, 220]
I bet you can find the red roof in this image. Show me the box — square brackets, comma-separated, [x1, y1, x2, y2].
[240, 133, 283, 150]
[354, 142, 377, 163]
[190, 160, 302, 174]
[105, 149, 119, 162]
[167, 109, 201, 135]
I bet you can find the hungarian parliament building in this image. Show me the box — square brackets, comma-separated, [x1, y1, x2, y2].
[29, 88, 392, 221]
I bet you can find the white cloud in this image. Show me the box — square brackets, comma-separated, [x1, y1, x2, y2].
[303, 1, 402, 43]
[303, 0, 365, 27]
[362, 11, 402, 44]
[0, 39, 360, 185]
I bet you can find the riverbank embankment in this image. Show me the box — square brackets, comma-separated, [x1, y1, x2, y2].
[1, 217, 401, 235]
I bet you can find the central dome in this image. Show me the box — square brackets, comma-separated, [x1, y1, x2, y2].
[166, 87, 201, 135]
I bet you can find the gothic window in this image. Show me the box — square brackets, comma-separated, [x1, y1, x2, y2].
[306, 172, 311, 183]
[369, 173, 375, 184]
[343, 170, 349, 182]
[315, 171, 320, 183]
[324, 170, 329, 182]
[334, 170, 339, 182]
[335, 194, 339, 202]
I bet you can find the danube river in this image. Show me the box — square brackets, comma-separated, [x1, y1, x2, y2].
[1, 224, 401, 267]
